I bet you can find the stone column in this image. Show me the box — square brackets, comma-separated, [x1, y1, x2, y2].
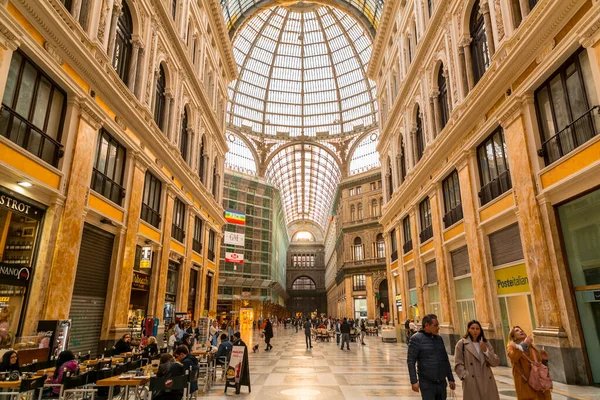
[71, 0, 83, 23]
[178, 209, 196, 313]
[111, 156, 147, 332]
[428, 189, 453, 327]
[0, 33, 18, 102]
[153, 188, 175, 321]
[345, 276, 353, 318]
[410, 126, 419, 166]
[162, 92, 173, 138]
[431, 92, 441, 138]
[500, 108, 561, 330]
[457, 47, 469, 99]
[134, 47, 144, 99]
[456, 153, 493, 328]
[480, 1, 496, 57]
[461, 38, 475, 91]
[106, 1, 122, 58]
[127, 39, 141, 92]
[409, 209, 425, 318]
[366, 274, 375, 320]
[44, 100, 103, 319]
[519, 0, 531, 19]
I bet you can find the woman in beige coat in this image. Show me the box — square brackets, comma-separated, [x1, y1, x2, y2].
[454, 320, 500, 400]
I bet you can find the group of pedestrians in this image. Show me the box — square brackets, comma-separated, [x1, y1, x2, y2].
[408, 314, 551, 400]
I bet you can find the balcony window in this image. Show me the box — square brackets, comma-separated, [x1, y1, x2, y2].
[198, 135, 206, 184]
[353, 274, 366, 291]
[154, 64, 166, 130]
[477, 127, 511, 205]
[403, 216, 413, 253]
[171, 198, 186, 243]
[376, 233, 385, 259]
[193, 216, 203, 253]
[371, 199, 378, 217]
[91, 129, 126, 205]
[352, 237, 363, 261]
[357, 202, 363, 220]
[350, 204, 356, 221]
[535, 49, 599, 165]
[208, 229, 215, 261]
[416, 106, 425, 162]
[470, 0, 490, 85]
[141, 171, 162, 228]
[419, 197, 433, 243]
[442, 170, 463, 228]
[112, 1, 133, 84]
[1, 51, 66, 167]
[179, 107, 189, 162]
[438, 64, 449, 131]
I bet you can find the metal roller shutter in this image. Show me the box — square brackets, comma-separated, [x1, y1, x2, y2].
[407, 269, 416, 289]
[426, 260, 438, 284]
[68, 224, 114, 355]
[451, 246, 470, 277]
[488, 223, 524, 266]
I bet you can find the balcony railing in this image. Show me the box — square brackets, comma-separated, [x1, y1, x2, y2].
[171, 224, 185, 243]
[345, 257, 386, 268]
[192, 239, 202, 254]
[208, 249, 215, 261]
[353, 285, 366, 291]
[537, 106, 599, 165]
[419, 225, 433, 243]
[403, 239, 413, 254]
[141, 204, 161, 228]
[443, 204, 464, 229]
[91, 168, 126, 206]
[478, 170, 512, 206]
[0, 105, 64, 167]
[391, 249, 398, 262]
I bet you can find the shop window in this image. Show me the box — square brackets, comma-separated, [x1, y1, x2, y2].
[438, 64, 449, 131]
[154, 64, 166, 131]
[402, 216, 412, 253]
[470, 0, 490, 85]
[419, 197, 433, 243]
[455, 277, 477, 332]
[112, 1, 133, 84]
[415, 106, 425, 162]
[353, 274, 366, 291]
[535, 48, 600, 165]
[442, 170, 463, 228]
[1, 51, 66, 167]
[477, 128, 511, 205]
[91, 129, 126, 205]
[428, 285, 441, 322]
[171, 198, 186, 243]
[192, 216, 203, 253]
[208, 229, 215, 261]
[292, 277, 316, 290]
[140, 171, 162, 228]
[179, 107, 189, 162]
[390, 229, 398, 261]
[130, 245, 154, 321]
[376, 233, 385, 259]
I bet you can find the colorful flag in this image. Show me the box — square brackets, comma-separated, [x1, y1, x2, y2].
[225, 209, 246, 225]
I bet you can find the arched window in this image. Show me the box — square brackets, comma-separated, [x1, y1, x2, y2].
[386, 157, 393, 201]
[470, 0, 490, 85]
[416, 106, 425, 162]
[211, 160, 218, 198]
[154, 64, 166, 130]
[371, 199, 378, 217]
[398, 136, 406, 184]
[198, 136, 206, 183]
[357, 203, 363, 220]
[292, 277, 316, 290]
[438, 64, 449, 130]
[179, 108, 189, 162]
[113, 1, 133, 84]
[350, 204, 356, 221]
[353, 237, 363, 261]
[293, 231, 314, 241]
[376, 233, 385, 258]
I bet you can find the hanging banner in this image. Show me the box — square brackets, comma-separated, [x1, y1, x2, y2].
[225, 209, 246, 225]
[226, 252, 244, 264]
[140, 246, 152, 269]
[224, 231, 245, 246]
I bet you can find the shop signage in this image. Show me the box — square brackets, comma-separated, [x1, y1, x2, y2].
[0, 189, 45, 221]
[494, 263, 530, 296]
[225, 209, 246, 225]
[132, 271, 150, 291]
[226, 252, 244, 264]
[165, 293, 176, 302]
[224, 231, 245, 246]
[140, 246, 152, 269]
[594, 291, 600, 301]
[0, 262, 31, 286]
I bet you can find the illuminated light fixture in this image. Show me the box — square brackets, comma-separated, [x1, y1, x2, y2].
[17, 181, 33, 188]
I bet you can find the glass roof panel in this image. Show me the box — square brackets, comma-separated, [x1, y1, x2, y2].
[349, 131, 381, 175]
[225, 132, 257, 175]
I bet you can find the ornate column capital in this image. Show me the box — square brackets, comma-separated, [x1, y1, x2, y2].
[479, 1, 490, 15]
[459, 37, 472, 48]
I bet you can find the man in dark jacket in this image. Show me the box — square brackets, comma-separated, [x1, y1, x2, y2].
[340, 318, 350, 350]
[215, 333, 233, 364]
[407, 314, 455, 400]
[174, 345, 198, 394]
[154, 353, 185, 400]
[303, 318, 313, 349]
[232, 331, 246, 347]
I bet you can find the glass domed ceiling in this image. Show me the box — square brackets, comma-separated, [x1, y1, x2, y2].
[227, 4, 377, 137]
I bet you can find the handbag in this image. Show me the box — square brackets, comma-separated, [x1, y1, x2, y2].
[517, 347, 553, 392]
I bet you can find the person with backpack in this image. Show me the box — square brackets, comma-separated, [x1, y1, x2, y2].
[454, 320, 500, 400]
[508, 326, 552, 400]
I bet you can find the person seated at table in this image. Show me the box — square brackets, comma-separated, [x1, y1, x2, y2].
[0, 350, 20, 374]
[180, 332, 193, 349]
[215, 334, 232, 365]
[232, 332, 246, 347]
[153, 353, 185, 400]
[144, 336, 159, 356]
[113, 333, 133, 354]
[174, 345, 198, 394]
[47, 350, 78, 395]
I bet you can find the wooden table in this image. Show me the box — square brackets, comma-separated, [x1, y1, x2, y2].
[96, 376, 150, 400]
[36, 365, 88, 376]
[0, 376, 44, 399]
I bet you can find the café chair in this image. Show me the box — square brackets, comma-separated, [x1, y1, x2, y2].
[147, 375, 188, 400]
[62, 373, 97, 399]
[185, 367, 199, 400]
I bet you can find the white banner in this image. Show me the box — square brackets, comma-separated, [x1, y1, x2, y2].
[224, 231, 245, 246]
[225, 252, 244, 264]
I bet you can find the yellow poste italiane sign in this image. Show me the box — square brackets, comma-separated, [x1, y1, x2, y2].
[494, 263, 530, 296]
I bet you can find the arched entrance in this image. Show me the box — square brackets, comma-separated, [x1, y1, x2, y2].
[379, 279, 390, 320]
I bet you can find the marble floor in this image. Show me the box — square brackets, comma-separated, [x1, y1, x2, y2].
[198, 325, 600, 399]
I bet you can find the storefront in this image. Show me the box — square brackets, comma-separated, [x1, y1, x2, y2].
[203, 272, 213, 315]
[354, 297, 367, 320]
[407, 268, 419, 321]
[129, 245, 154, 337]
[0, 186, 45, 348]
[187, 265, 199, 320]
[164, 260, 179, 325]
[558, 189, 600, 384]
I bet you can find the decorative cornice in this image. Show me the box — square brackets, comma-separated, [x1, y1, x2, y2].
[203, 0, 238, 81]
[367, 0, 401, 80]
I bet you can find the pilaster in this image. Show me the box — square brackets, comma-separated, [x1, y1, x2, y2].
[153, 187, 175, 321]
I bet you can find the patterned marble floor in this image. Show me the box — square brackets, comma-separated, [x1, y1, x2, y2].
[198, 325, 600, 399]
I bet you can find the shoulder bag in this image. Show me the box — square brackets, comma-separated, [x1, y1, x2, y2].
[517, 347, 553, 392]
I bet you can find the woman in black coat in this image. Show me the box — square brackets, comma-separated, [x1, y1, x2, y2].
[264, 319, 274, 351]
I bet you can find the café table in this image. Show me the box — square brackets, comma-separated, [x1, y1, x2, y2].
[95, 376, 150, 400]
[0, 376, 44, 399]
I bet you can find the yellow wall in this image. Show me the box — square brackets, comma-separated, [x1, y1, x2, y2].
[170, 239, 185, 255]
[479, 193, 514, 222]
[0, 142, 61, 188]
[443, 222, 464, 242]
[419, 240, 434, 254]
[540, 138, 600, 188]
[88, 193, 124, 222]
[139, 221, 161, 243]
[403, 252, 413, 263]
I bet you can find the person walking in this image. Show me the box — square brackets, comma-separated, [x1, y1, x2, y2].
[360, 319, 367, 345]
[295, 318, 299, 333]
[454, 320, 500, 400]
[335, 318, 341, 345]
[507, 326, 552, 400]
[264, 318, 274, 351]
[340, 317, 350, 350]
[407, 314, 456, 400]
[303, 318, 313, 349]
